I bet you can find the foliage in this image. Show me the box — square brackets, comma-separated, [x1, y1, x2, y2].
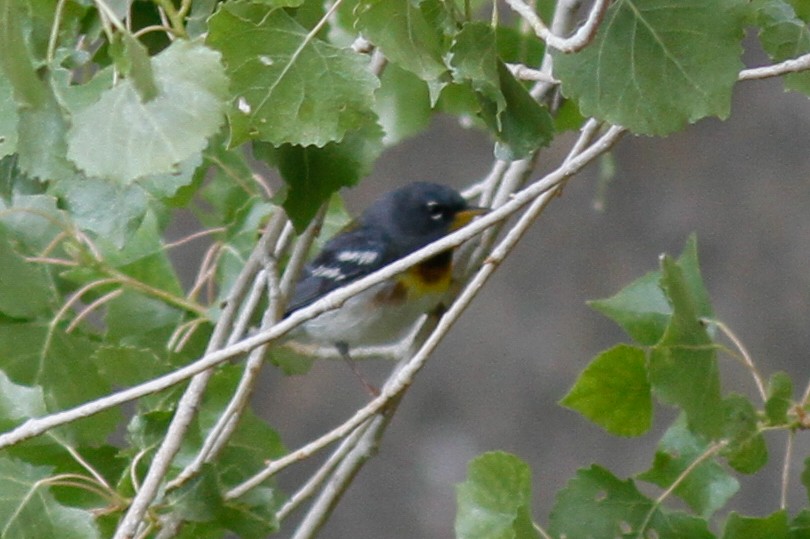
[0, 0, 808, 536]
[457, 237, 810, 538]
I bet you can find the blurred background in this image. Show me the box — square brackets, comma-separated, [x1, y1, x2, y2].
[174, 45, 810, 538]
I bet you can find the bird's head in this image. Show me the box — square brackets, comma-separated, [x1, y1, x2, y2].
[361, 182, 487, 254]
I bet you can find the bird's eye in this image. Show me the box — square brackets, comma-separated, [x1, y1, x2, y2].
[426, 200, 447, 221]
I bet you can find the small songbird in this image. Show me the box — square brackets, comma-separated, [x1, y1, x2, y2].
[284, 182, 487, 361]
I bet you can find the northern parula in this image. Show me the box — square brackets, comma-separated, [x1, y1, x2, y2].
[285, 182, 487, 359]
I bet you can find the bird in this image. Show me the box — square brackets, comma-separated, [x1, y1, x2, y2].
[283, 182, 487, 367]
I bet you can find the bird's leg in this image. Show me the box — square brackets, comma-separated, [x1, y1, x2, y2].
[335, 341, 380, 397]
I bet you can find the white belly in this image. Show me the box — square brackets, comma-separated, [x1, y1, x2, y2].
[290, 281, 445, 349]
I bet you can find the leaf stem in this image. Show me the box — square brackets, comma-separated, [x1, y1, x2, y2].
[46, 0, 68, 63]
[152, 0, 188, 38]
[703, 318, 767, 402]
[635, 439, 728, 538]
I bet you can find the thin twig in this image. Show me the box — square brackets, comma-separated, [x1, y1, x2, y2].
[506, 63, 559, 83]
[290, 413, 392, 538]
[505, 0, 609, 53]
[704, 318, 767, 402]
[635, 440, 728, 538]
[739, 52, 810, 80]
[781, 430, 794, 509]
[112, 216, 288, 539]
[0, 128, 624, 452]
[228, 126, 627, 500]
[66, 289, 123, 333]
[277, 420, 373, 521]
[164, 227, 226, 250]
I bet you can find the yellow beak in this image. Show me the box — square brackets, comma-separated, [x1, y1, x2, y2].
[450, 207, 489, 231]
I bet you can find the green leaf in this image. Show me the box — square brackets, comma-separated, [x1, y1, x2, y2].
[67, 40, 228, 183]
[51, 177, 148, 248]
[0, 370, 47, 431]
[258, 123, 383, 231]
[0, 228, 54, 318]
[104, 291, 184, 353]
[220, 487, 280, 538]
[494, 25, 545, 66]
[0, 194, 68, 253]
[638, 416, 739, 517]
[356, 0, 448, 82]
[164, 465, 222, 523]
[17, 88, 74, 181]
[489, 62, 554, 160]
[450, 23, 505, 124]
[560, 344, 652, 437]
[137, 151, 203, 201]
[765, 371, 793, 425]
[0, 457, 100, 539]
[789, 0, 810, 21]
[722, 510, 790, 539]
[676, 234, 714, 321]
[721, 394, 768, 474]
[207, 2, 379, 146]
[455, 451, 539, 539]
[0, 323, 119, 444]
[92, 344, 167, 388]
[553, 0, 745, 135]
[589, 270, 671, 345]
[590, 234, 712, 346]
[374, 63, 432, 145]
[549, 465, 713, 539]
[790, 509, 810, 539]
[0, 0, 48, 108]
[110, 32, 159, 102]
[267, 346, 315, 375]
[0, 72, 18, 159]
[649, 254, 723, 438]
[755, 0, 810, 94]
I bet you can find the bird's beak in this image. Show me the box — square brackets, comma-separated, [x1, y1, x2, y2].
[450, 206, 489, 231]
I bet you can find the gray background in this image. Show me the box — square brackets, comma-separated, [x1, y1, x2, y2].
[245, 65, 810, 536]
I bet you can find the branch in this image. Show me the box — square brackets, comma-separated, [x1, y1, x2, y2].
[739, 52, 810, 80]
[112, 215, 289, 539]
[505, 0, 610, 53]
[0, 125, 624, 455]
[227, 124, 626, 501]
[290, 413, 392, 539]
[276, 420, 373, 521]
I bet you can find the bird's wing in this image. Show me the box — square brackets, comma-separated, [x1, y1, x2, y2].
[285, 226, 395, 314]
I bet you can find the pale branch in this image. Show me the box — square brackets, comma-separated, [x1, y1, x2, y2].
[167, 272, 276, 491]
[290, 413, 391, 539]
[289, 131, 604, 534]
[739, 52, 810, 80]
[0, 125, 623, 455]
[781, 430, 794, 510]
[229, 270, 270, 346]
[277, 420, 374, 521]
[113, 371, 217, 538]
[505, 0, 609, 53]
[226, 124, 626, 501]
[507, 63, 559, 83]
[113, 215, 289, 539]
[279, 205, 327, 301]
